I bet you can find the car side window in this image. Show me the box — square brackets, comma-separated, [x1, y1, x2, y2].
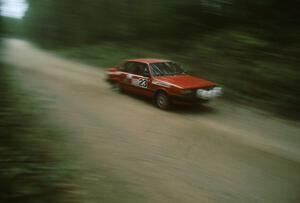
[134, 63, 150, 77]
[121, 62, 136, 73]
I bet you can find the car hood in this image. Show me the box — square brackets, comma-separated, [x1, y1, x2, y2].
[154, 74, 216, 89]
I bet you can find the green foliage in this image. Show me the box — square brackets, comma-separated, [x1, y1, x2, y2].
[2, 17, 23, 37]
[22, 0, 300, 47]
[55, 42, 168, 67]
[0, 65, 78, 202]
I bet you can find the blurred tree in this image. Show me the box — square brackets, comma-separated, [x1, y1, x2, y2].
[20, 0, 300, 48]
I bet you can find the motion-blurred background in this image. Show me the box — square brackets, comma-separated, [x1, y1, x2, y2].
[2, 0, 300, 119]
[1, 1, 300, 203]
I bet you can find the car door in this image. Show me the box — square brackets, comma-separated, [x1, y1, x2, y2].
[118, 62, 137, 92]
[130, 63, 152, 97]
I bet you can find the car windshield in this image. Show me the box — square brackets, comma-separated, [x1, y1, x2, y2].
[150, 62, 185, 76]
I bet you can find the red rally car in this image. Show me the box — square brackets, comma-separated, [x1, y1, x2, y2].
[106, 58, 223, 109]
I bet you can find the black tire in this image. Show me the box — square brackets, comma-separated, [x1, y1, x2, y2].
[155, 92, 170, 110]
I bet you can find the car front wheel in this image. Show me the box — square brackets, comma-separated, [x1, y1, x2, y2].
[155, 92, 170, 110]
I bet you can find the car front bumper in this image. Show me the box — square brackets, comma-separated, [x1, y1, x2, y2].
[171, 86, 223, 104]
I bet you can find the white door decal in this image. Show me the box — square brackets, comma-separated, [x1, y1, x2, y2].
[132, 78, 148, 88]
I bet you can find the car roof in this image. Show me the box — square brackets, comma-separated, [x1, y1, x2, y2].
[126, 58, 171, 64]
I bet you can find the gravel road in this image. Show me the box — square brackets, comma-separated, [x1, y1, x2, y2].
[3, 39, 300, 203]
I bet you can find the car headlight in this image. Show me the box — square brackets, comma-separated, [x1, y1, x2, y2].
[196, 87, 223, 99]
[212, 87, 223, 96]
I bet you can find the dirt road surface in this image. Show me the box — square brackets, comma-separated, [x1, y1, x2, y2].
[3, 39, 300, 203]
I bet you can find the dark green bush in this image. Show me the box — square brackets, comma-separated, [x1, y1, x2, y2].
[0, 64, 77, 203]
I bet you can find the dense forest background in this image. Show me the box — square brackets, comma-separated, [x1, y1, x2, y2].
[3, 0, 300, 119]
[1, 2, 300, 202]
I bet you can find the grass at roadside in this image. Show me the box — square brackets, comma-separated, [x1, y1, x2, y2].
[55, 42, 169, 67]
[55, 41, 300, 120]
[0, 63, 79, 203]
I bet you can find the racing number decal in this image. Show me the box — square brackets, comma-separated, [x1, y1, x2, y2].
[138, 78, 148, 88]
[132, 78, 148, 88]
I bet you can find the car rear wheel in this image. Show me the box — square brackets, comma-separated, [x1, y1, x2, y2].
[155, 92, 170, 110]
